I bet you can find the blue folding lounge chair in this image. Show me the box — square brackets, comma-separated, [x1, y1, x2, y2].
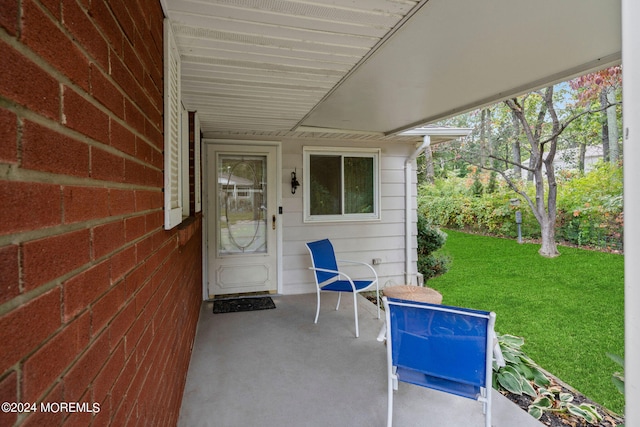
[305, 239, 380, 338]
[383, 297, 497, 427]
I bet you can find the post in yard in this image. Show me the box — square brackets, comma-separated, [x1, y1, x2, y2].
[510, 198, 523, 244]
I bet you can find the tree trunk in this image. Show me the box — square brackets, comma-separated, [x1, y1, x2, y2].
[578, 142, 587, 173]
[607, 88, 619, 164]
[487, 108, 494, 166]
[600, 90, 610, 162]
[531, 164, 559, 257]
[511, 110, 522, 178]
[527, 157, 534, 181]
[424, 144, 435, 184]
[480, 109, 487, 167]
[539, 87, 560, 257]
[539, 216, 559, 257]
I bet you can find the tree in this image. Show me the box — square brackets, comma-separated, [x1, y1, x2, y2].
[502, 87, 562, 256]
[559, 101, 601, 173]
[426, 70, 622, 258]
[570, 66, 622, 164]
[493, 83, 619, 257]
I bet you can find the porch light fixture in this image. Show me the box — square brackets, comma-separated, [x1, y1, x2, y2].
[291, 169, 300, 194]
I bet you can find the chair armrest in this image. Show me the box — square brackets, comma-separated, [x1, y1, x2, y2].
[338, 259, 372, 266]
[308, 266, 340, 275]
[337, 259, 379, 281]
[308, 266, 358, 290]
[491, 330, 506, 367]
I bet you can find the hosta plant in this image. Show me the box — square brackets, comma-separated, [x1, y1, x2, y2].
[493, 333, 603, 425]
[528, 386, 603, 424]
[493, 334, 550, 397]
[606, 352, 625, 396]
[607, 352, 625, 426]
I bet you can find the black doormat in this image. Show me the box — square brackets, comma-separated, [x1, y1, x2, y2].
[213, 297, 276, 314]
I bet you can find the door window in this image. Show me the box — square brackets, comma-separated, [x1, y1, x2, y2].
[217, 155, 267, 254]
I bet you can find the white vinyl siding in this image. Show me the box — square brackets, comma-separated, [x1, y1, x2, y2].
[283, 139, 416, 294]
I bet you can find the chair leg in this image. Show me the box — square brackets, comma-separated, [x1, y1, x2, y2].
[392, 367, 398, 390]
[353, 292, 359, 338]
[314, 289, 321, 324]
[485, 389, 492, 427]
[387, 373, 394, 427]
[335, 292, 341, 310]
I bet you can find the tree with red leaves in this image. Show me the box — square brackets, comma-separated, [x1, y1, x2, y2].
[570, 66, 622, 163]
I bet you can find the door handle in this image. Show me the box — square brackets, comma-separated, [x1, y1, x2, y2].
[272, 214, 276, 230]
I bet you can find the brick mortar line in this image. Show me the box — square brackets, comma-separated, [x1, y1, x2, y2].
[95, 248, 188, 422]
[0, 163, 161, 190]
[17, 0, 163, 121]
[0, 22, 163, 155]
[0, 217, 173, 317]
[1, 97, 162, 178]
[0, 204, 163, 246]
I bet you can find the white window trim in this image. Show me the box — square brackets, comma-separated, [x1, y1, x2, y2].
[164, 18, 183, 230]
[181, 105, 189, 217]
[194, 113, 202, 213]
[303, 146, 381, 223]
[180, 109, 201, 217]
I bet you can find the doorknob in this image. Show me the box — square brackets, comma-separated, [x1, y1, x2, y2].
[272, 214, 276, 230]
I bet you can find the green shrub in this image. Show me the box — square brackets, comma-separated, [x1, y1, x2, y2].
[556, 163, 623, 250]
[419, 177, 539, 240]
[416, 215, 450, 279]
[486, 171, 498, 194]
[470, 176, 484, 197]
[418, 164, 623, 251]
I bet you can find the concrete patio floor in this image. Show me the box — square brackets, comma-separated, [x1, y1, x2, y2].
[178, 293, 544, 427]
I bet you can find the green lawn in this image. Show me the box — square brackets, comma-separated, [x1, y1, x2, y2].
[427, 229, 625, 414]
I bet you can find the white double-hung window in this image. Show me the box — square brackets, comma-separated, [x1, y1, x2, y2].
[303, 147, 381, 222]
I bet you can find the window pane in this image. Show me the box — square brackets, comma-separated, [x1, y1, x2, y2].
[310, 155, 341, 215]
[344, 157, 374, 214]
[218, 156, 267, 254]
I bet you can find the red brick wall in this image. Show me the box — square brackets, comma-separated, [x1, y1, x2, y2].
[0, 1, 203, 425]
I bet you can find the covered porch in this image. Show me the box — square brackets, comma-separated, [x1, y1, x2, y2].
[178, 294, 543, 427]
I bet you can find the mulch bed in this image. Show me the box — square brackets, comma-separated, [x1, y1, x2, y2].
[501, 376, 624, 426]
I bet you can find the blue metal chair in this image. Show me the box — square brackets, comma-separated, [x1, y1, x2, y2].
[305, 239, 379, 337]
[383, 297, 498, 427]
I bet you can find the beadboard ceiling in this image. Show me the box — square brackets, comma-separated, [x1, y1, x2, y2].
[160, 0, 621, 139]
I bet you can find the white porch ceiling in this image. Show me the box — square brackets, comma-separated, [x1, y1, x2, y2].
[161, 0, 621, 139]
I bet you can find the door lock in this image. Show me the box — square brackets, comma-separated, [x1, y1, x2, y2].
[272, 214, 276, 230]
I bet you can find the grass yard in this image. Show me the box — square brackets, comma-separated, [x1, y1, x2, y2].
[427, 229, 625, 415]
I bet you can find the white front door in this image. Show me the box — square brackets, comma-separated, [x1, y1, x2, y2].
[206, 144, 278, 297]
